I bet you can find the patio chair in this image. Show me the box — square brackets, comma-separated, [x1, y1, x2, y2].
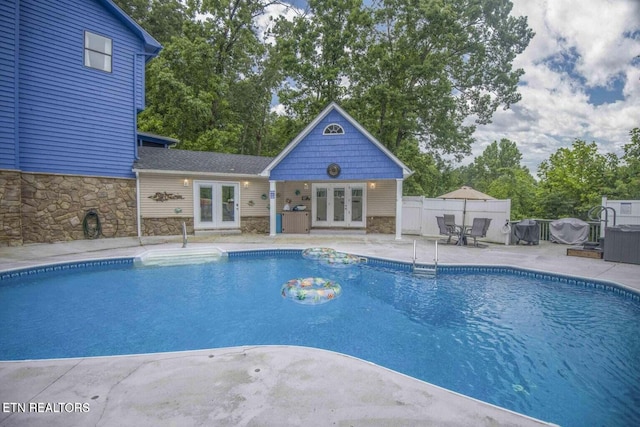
[481, 218, 492, 236]
[443, 214, 456, 229]
[436, 216, 456, 244]
[465, 218, 492, 247]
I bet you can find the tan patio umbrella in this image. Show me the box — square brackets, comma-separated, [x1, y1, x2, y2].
[438, 186, 495, 228]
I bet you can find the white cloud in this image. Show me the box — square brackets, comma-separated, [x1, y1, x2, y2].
[472, 0, 640, 174]
[255, 2, 301, 45]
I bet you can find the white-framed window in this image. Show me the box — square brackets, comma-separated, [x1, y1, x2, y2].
[84, 31, 112, 72]
[323, 123, 345, 135]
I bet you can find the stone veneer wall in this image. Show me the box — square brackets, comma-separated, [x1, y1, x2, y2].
[141, 216, 269, 236]
[0, 171, 23, 246]
[20, 173, 137, 244]
[241, 216, 269, 234]
[142, 217, 194, 236]
[366, 216, 395, 234]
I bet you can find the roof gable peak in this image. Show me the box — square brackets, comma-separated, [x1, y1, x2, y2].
[261, 102, 412, 178]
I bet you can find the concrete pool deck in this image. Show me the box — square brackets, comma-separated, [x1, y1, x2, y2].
[1, 234, 639, 426]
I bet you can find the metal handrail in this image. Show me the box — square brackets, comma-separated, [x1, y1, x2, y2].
[413, 240, 437, 276]
[182, 221, 188, 248]
[588, 205, 617, 228]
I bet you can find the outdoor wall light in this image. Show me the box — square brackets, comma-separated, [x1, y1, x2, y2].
[369, 182, 376, 189]
[183, 179, 189, 187]
[244, 181, 250, 188]
[304, 182, 309, 190]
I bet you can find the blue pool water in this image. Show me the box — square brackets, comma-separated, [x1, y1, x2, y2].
[1, 252, 640, 427]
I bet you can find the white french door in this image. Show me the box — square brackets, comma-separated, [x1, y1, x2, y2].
[312, 183, 365, 228]
[193, 181, 239, 229]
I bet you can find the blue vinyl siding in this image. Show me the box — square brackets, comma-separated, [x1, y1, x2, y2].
[270, 110, 403, 180]
[0, 0, 18, 170]
[17, 0, 148, 178]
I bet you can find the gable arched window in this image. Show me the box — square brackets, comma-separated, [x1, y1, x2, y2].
[323, 124, 345, 135]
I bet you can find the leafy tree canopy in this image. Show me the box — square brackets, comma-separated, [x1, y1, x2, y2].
[535, 139, 619, 219]
[457, 138, 536, 219]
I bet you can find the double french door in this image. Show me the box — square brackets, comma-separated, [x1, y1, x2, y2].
[194, 181, 239, 229]
[312, 183, 365, 228]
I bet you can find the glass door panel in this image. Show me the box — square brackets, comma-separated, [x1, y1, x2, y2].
[333, 188, 345, 222]
[316, 188, 327, 221]
[351, 188, 363, 222]
[199, 186, 213, 223]
[221, 185, 235, 222]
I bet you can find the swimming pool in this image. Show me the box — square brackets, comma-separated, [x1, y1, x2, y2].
[1, 249, 639, 427]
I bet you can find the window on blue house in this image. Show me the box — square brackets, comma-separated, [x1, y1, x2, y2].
[84, 31, 112, 72]
[323, 124, 344, 135]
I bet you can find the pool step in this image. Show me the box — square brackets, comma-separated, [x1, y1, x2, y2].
[413, 266, 437, 276]
[134, 247, 227, 267]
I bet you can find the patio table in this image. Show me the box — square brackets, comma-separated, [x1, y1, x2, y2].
[454, 224, 469, 245]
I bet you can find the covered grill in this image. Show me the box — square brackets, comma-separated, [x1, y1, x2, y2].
[512, 219, 540, 245]
[549, 218, 590, 245]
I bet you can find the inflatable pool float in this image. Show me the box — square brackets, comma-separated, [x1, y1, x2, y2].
[302, 247, 336, 259]
[318, 251, 363, 267]
[302, 248, 363, 267]
[281, 277, 342, 304]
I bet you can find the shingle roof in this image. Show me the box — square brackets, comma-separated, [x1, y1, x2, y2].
[134, 147, 274, 176]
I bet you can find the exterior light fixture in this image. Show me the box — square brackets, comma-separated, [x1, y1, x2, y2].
[244, 181, 250, 188]
[183, 179, 189, 187]
[369, 182, 376, 189]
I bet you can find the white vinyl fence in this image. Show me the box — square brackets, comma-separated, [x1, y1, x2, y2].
[603, 196, 640, 226]
[402, 196, 511, 243]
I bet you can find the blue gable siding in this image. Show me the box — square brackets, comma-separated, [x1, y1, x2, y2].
[270, 110, 403, 180]
[17, 0, 150, 178]
[0, 0, 18, 170]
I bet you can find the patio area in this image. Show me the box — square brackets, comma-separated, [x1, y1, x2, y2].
[1, 234, 638, 426]
[1, 233, 638, 291]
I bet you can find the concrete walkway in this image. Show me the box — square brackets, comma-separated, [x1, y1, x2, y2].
[1, 234, 638, 426]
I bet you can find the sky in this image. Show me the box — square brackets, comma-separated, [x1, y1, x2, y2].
[264, 0, 640, 174]
[476, 0, 640, 173]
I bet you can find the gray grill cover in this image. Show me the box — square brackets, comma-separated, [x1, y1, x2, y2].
[550, 218, 590, 245]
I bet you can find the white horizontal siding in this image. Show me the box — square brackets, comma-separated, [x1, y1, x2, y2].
[139, 173, 270, 218]
[139, 174, 193, 218]
[240, 180, 271, 217]
[278, 181, 312, 212]
[367, 180, 396, 216]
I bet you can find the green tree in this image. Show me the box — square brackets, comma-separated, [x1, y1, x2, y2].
[272, 0, 372, 121]
[611, 128, 640, 199]
[462, 139, 527, 191]
[486, 168, 537, 220]
[274, 0, 533, 160]
[395, 140, 458, 196]
[535, 139, 619, 218]
[459, 139, 536, 219]
[347, 0, 534, 159]
[137, 0, 284, 155]
[113, 0, 187, 44]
